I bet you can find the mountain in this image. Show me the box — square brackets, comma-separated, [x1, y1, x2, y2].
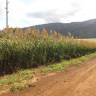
[29, 19, 96, 38]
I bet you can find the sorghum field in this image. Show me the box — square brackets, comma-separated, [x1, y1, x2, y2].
[0, 28, 96, 75]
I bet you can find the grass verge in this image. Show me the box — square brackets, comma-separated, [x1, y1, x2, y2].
[0, 52, 96, 93]
[41, 52, 96, 73]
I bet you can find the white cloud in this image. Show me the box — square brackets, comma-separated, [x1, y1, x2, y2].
[0, 0, 96, 29]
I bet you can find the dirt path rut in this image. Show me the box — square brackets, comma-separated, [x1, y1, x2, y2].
[1, 59, 96, 96]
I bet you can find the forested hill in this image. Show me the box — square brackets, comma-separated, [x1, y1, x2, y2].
[28, 19, 96, 38]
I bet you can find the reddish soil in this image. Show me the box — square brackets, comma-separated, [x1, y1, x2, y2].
[1, 59, 96, 96]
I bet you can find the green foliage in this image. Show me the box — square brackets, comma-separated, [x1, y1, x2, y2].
[10, 83, 28, 92]
[0, 70, 33, 85]
[0, 52, 96, 92]
[0, 28, 96, 75]
[0, 69, 34, 92]
[41, 52, 96, 73]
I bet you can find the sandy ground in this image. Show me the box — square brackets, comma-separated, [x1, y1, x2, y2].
[1, 58, 96, 96]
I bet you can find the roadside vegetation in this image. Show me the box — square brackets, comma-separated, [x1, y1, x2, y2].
[0, 52, 96, 93]
[0, 28, 96, 93]
[0, 28, 96, 75]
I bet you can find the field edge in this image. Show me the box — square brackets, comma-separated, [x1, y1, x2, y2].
[0, 52, 96, 94]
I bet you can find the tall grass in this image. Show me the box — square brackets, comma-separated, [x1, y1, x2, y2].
[0, 28, 96, 75]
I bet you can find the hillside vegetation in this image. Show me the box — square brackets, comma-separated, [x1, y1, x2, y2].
[0, 28, 96, 75]
[33, 19, 96, 38]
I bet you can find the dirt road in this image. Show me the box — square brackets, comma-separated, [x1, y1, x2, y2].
[1, 59, 96, 96]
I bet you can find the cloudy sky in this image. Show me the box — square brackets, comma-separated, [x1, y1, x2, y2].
[0, 0, 96, 29]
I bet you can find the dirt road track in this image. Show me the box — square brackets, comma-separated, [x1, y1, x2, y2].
[1, 59, 96, 96]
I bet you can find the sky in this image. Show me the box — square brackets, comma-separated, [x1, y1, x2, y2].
[0, 0, 96, 29]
